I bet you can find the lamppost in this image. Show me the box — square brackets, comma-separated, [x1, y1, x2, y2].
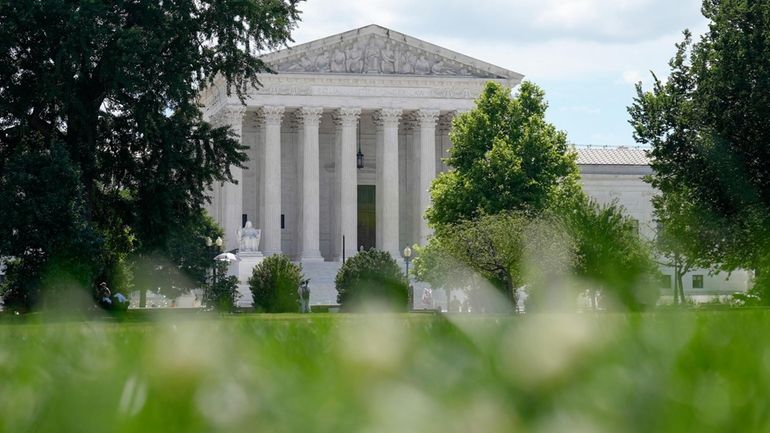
[205, 236, 223, 285]
[403, 246, 413, 310]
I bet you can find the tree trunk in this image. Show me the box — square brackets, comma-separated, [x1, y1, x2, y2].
[506, 279, 517, 314]
[676, 268, 684, 306]
[66, 80, 105, 223]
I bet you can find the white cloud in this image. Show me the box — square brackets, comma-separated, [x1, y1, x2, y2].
[293, 0, 705, 45]
[426, 34, 680, 81]
[282, 0, 710, 147]
[290, 0, 707, 82]
[532, 0, 667, 39]
[621, 70, 645, 84]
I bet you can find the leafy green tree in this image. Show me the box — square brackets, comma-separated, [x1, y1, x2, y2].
[131, 210, 223, 302]
[335, 249, 408, 311]
[0, 142, 103, 311]
[650, 189, 706, 305]
[556, 197, 658, 311]
[630, 2, 770, 300]
[424, 81, 582, 309]
[203, 261, 239, 313]
[435, 213, 527, 308]
[0, 0, 302, 309]
[412, 238, 473, 307]
[436, 212, 577, 311]
[249, 255, 304, 313]
[427, 81, 581, 229]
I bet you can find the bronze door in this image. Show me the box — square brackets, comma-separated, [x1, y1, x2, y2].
[357, 185, 376, 251]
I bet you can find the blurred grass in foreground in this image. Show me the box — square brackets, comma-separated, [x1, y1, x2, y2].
[0, 310, 768, 433]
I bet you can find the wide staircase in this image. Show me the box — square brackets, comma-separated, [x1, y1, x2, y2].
[299, 261, 343, 306]
[235, 259, 445, 310]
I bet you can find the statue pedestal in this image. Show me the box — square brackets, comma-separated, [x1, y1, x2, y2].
[230, 252, 265, 307]
[236, 252, 264, 279]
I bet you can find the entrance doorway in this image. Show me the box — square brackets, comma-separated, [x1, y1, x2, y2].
[357, 185, 376, 251]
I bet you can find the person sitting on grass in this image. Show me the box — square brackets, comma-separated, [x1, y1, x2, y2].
[96, 282, 112, 309]
[95, 282, 130, 311]
[111, 291, 130, 311]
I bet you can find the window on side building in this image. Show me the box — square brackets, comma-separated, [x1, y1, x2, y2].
[629, 218, 640, 235]
[692, 274, 704, 289]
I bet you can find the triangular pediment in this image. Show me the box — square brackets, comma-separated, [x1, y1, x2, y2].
[262, 24, 523, 80]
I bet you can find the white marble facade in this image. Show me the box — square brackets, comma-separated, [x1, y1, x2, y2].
[200, 24, 749, 303]
[202, 24, 523, 263]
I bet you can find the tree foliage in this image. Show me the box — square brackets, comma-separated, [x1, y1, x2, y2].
[426, 212, 579, 312]
[423, 80, 657, 310]
[557, 197, 658, 310]
[412, 237, 473, 293]
[335, 249, 408, 311]
[248, 255, 304, 313]
[629, 2, 770, 294]
[650, 189, 707, 304]
[0, 0, 303, 308]
[203, 261, 239, 313]
[427, 81, 581, 229]
[131, 211, 223, 300]
[434, 213, 530, 307]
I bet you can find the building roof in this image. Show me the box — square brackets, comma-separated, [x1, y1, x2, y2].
[575, 147, 650, 166]
[260, 24, 524, 82]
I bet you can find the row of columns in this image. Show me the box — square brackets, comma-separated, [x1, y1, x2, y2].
[215, 105, 442, 260]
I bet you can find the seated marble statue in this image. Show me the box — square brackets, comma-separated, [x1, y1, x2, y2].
[238, 221, 261, 253]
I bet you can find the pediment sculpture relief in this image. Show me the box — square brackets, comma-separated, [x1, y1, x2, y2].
[272, 35, 497, 78]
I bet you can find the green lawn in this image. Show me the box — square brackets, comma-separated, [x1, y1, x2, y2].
[0, 310, 768, 433]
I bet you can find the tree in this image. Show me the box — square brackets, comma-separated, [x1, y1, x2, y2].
[203, 261, 239, 313]
[131, 210, 223, 302]
[423, 81, 582, 309]
[629, 2, 770, 300]
[435, 213, 527, 309]
[429, 212, 576, 311]
[427, 81, 581, 230]
[556, 197, 658, 311]
[0, 142, 103, 311]
[248, 255, 304, 313]
[650, 189, 706, 305]
[0, 0, 303, 308]
[412, 237, 473, 308]
[335, 249, 408, 311]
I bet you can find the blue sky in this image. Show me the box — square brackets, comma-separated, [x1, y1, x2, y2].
[287, 0, 708, 147]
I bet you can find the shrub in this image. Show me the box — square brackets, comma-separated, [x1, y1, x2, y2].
[335, 249, 408, 310]
[249, 255, 304, 313]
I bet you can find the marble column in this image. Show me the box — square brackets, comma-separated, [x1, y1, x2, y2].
[416, 109, 440, 245]
[298, 107, 324, 261]
[335, 108, 361, 260]
[260, 106, 285, 256]
[374, 108, 402, 258]
[214, 105, 247, 252]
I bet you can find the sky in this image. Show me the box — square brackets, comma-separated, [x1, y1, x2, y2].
[284, 0, 709, 147]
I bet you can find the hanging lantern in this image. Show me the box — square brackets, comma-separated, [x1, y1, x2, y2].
[356, 118, 364, 169]
[357, 149, 364, 169]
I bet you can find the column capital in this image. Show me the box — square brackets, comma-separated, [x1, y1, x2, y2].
[211, 104, 247, 128]
[438, 113, 455, 132]
[416, 109, 440, 128]
[296, 107, 324, 126]
[259, 105, 285, 125]
[373, 108, 403, 128]
[334, 107, 362, 127]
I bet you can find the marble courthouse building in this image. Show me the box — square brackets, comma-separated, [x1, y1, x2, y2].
[200, 24, 750, 306]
